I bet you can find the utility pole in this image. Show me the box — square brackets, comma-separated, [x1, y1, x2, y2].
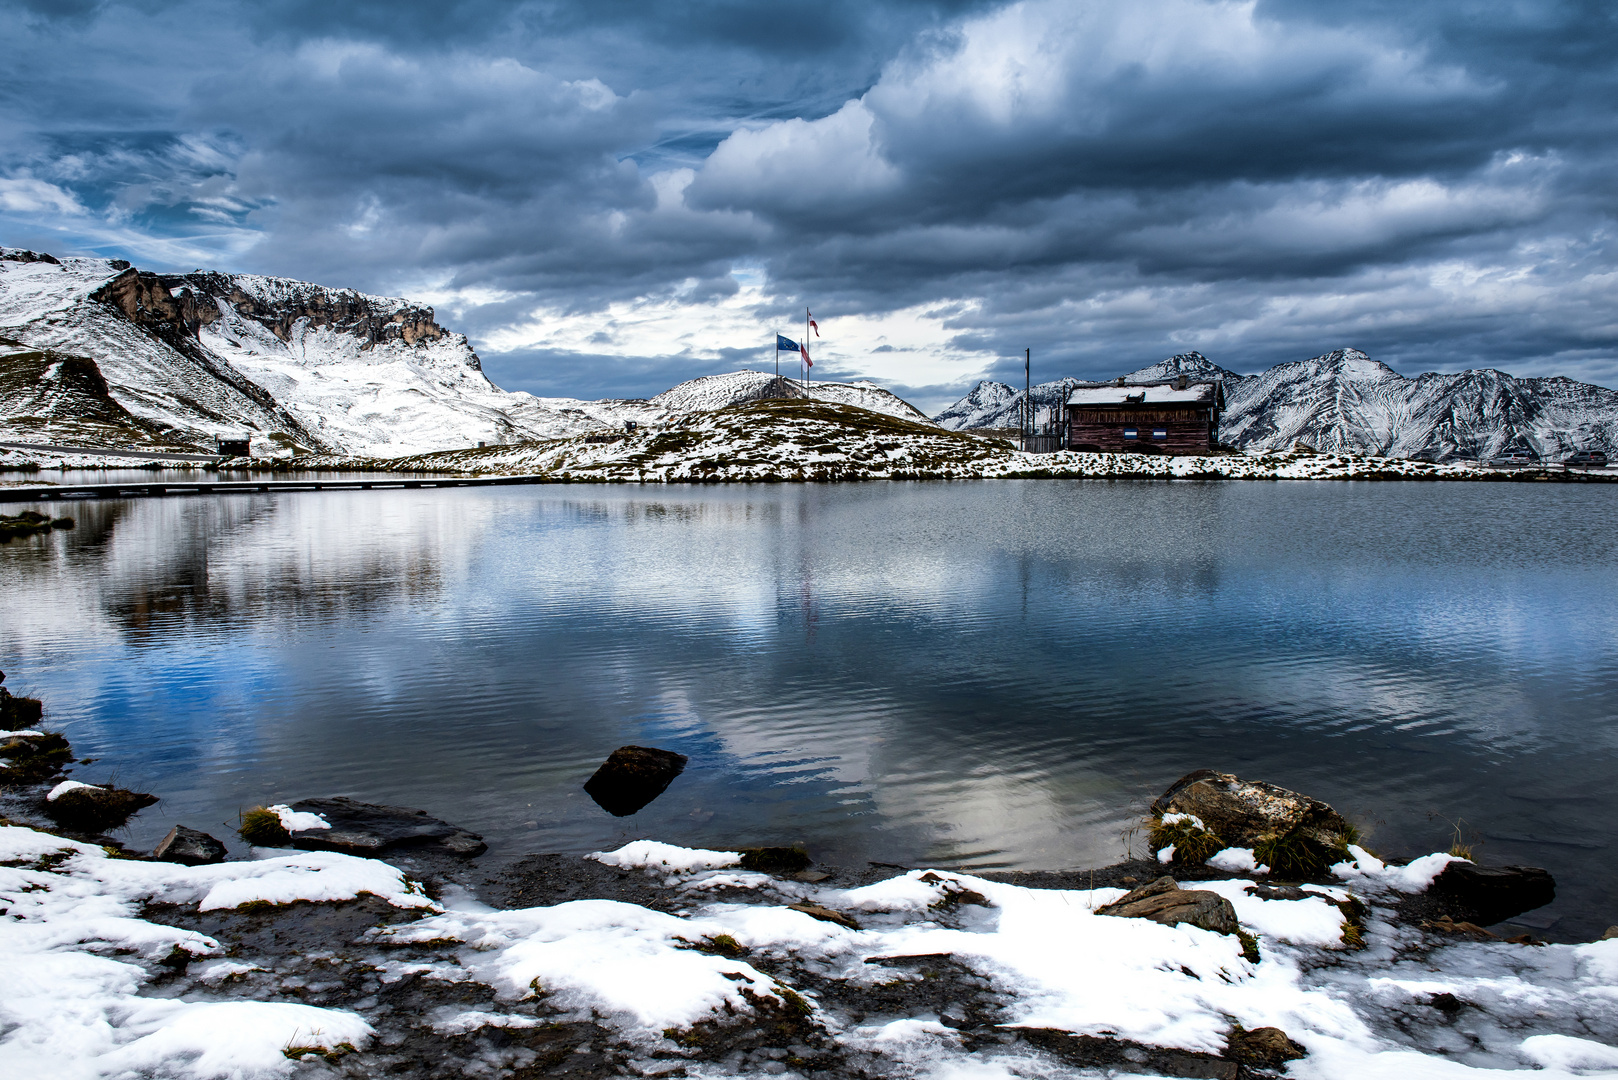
[1024, 347, 1031, 451]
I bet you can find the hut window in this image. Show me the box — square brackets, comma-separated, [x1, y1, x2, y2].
[1153, 429, 1167, 440]
[1123, 428, 1138, 439]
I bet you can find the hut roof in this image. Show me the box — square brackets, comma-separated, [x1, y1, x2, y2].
[1067, 382, 1221, 407]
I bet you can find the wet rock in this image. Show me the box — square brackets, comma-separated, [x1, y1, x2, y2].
[44, 781, 158, 832]
[1096, 875, 1239, 936]
[739, 846, 812, 873]
[786, 902, 861, 930]
[0, 671, 44, 729]
[582, 745, 687, 816]
[1602, 926, 1618, 941]
[152, 825, 227, 866]
[1226, 1026, 1306, 1069]
[1427, 862, 1555, 926]
[1151, 769, 1354, 876]
[285, 797, 487, 857]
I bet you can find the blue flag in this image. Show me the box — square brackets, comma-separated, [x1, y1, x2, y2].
[776, 334, 800, 352]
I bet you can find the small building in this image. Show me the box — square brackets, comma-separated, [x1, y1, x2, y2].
[216, 436, 251, 457]
[1066, 377, 1224, 454]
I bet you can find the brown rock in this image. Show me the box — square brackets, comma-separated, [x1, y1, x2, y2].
[1601, 926, 1618, 941]
[1097, 876, 1240, 936]
[786, 902, 860, 930]
[1227, 1026, 1306, 1068]
[1152, 770, 1352, 851]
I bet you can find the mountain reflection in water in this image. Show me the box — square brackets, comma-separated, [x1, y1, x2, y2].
[1, 479, 1615, 941]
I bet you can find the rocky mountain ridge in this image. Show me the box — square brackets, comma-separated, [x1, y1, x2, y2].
[936, 350, 1618, 461]
[0, 248, 926, 456]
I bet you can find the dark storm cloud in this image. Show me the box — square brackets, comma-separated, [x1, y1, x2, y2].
[4, 0, 1618, 403]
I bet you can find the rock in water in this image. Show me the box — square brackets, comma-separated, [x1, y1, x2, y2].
[284, 797, 487, 857]
[1096, 875, 1240, 936]
[152, 825, 227, 866]
[1428, 862, 1555, 926]
[1151, 769, 1354, 873]
[44, 783, 159, 832]
[584, 745, 688, 816]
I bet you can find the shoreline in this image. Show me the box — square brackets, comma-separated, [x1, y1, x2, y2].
[5, 680, 1613, 1080]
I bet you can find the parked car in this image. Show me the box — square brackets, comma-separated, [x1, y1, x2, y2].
[1491, 450, 1537, 466]
[1563, 449, 1608, 467]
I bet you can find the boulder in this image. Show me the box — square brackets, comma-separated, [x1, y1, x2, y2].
[1428, 862, 1554, 926]
[284, 797, 487, 857]
[152, 825, 227, 866]
[583, 745, 688, 817]
[0, 670, 44, 728]
[44, 781, 158, 832]
[1097, 875, 1240, 936]
[1227, 1026, 1306, 1068]
[1151, 770, 1354, 875]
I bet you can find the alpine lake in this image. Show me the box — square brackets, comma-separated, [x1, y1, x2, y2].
[2, 476, 1615, 941]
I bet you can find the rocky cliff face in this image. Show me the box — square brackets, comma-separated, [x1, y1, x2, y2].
[934, 348, 1618, 461]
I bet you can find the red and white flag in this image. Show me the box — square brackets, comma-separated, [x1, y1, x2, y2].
[808, 311, 820, 337]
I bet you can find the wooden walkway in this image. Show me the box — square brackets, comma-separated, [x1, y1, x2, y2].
[0, 475, 550, 504]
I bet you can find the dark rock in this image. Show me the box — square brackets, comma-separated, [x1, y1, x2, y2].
[44, 783, 158, 832]
[285, 797, 487, 858]
[1097, 875, 1240, 936]
[1152, 770, 1355, 875]
[583, 745, 687, 816]
[0, 687, 44, 728]
[1244, 884, 1311, 901]
[1022, 1029, 1241, 1079]
[1429, 992, 1464, 1014]
[1427, 862, 1554, 926]
[740, 846, 812, 873]
[1226, 1026, 1306, 1068]
[152, 825, 227, 866]
[787, 902, 861, 930]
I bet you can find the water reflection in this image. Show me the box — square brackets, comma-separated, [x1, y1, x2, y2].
[0, 481, 1615, 940]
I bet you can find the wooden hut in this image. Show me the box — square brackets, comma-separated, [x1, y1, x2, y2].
[1066, 377, 1223, 454]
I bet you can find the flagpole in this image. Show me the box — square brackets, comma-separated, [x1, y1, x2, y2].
[774, 330, 778, 379]
[805, 306, 810, 398]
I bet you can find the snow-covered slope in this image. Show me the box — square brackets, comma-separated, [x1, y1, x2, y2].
[1221, 349, 1618, 460]
[0, 249, 934, 455]
[933, 348, 1618, 460]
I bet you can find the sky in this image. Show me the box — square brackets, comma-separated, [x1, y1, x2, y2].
[4, 0, 1618, 411]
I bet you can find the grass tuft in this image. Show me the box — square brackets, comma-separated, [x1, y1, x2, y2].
[238, 806, 291, 847]
[1148, 815, 1224, 865]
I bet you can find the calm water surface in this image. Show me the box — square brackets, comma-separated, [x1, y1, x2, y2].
[2, 481, 1615, 940]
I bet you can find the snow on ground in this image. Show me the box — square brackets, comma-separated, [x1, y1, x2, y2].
[3, 828, 1615, 1078]
[285, 404, 1614, 485]
[0, 825, 433, 1080]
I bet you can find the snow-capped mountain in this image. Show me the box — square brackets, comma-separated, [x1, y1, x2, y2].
[934, 348, 1618, 460]
[0, 248, 930, 455]
[1221, 349, 1618, 460]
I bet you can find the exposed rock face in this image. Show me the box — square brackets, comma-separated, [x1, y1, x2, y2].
[583, 745, 688, 817]
[44, 784, 159, 832]
[786, 902, 860, 930]
[1096, 875, 1240, 936]
[1428, 863, 1555, 926]
[1151, 770, 1354, 871]
[285, 797, 487, 857]
[152, 825, 227, 866]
